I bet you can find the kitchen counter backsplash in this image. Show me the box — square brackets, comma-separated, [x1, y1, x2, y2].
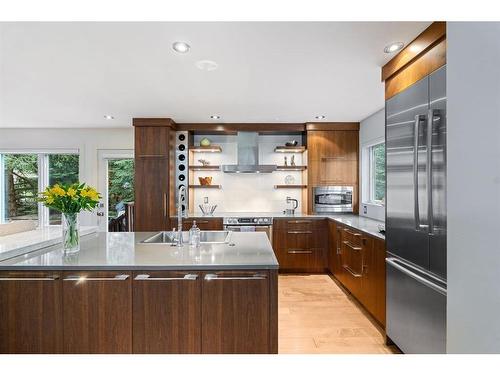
[192, 134, 305, 212]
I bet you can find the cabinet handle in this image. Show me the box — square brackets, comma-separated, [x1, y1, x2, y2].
[336, 229, 342, 254]
[343, 265, 362, 278]
[63, 274, 129, 281]
[287, 220, 311, 224]
[343, 228, 361, 236]
[288, 250, 313, 254]
[0, 275, 59, 281]
[134, 274, 198, 281]
[343, 241, 362, 251]
[163, 193, 168, 218]
[186, 220, 209, 224]
[287, 231, 312, 234]
[204, 273, 267, 281]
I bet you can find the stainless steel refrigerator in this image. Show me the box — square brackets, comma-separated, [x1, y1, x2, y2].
[385, 65, 447, 353]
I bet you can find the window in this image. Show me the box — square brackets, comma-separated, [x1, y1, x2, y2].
[0, 152, 79, 226]
[107, 159, 134, 219]
[368, 142, 386, 204]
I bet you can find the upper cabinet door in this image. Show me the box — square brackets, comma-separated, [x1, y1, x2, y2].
[132, 271, 202, 354]
[201, 271, 271, 354]
[62, 271, 132, 354]
[0, 272, 62, 353]
[308, 130, 358, 161]
[135, 127, 170, 157]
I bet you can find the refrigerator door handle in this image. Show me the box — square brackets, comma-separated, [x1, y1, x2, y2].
[414, 114, 426, 231]
[386, 257, 447, 295]
[427, 109, 439, 235]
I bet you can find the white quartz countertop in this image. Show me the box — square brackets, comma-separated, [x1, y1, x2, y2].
[0, 231, 279, 270]
[189, 212, 385, 240]
[0, 226, 98, 262]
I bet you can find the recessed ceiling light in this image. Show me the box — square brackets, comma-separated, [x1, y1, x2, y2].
[104, 115, 114, 120]
[210, 115, 220, 120]
[315, 115, 326, 120]
[172, 41, 190, 53]
[384, 42, 404, 54]
[195, 60, 218, 71]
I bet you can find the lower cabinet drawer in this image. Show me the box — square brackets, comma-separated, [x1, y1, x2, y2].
[278, 247, 326, 272]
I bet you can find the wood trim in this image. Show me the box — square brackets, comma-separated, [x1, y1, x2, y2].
[305, 122, 359, 131]
[268, 269, 278, 354]
[382, 22, 446, 82]
[133, 118, 176, 128]
[385, 38, 446, 99]
[176, 123, 305, 133]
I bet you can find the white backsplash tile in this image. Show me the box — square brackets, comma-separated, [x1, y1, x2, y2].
[192, 134, 304, 213]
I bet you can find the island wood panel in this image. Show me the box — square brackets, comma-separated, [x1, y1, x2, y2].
[134, 157, 170, 231]
[132, 271, 202, 353]
[62, 271, 132, 353]
[201, 270, 271, 353]
[0, 272, 62, 354]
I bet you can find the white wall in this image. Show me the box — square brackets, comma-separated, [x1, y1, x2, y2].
[359, 108, 385, 221]
[192, 134, 305, 213]
[447, 22, 500, 353]
[0, 128, 134, 226]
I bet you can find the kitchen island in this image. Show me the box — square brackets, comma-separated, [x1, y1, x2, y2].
[0, 231, 278, 354]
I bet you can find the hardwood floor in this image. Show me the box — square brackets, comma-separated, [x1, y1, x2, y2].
[278, 274, 400, 354]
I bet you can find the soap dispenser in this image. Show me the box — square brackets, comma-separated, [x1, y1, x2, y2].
[189, 220, 201, 247]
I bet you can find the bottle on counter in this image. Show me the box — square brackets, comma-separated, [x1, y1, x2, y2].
[189, 220, 201, 247]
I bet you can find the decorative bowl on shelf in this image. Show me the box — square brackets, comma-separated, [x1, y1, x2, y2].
[200, 137, 212, 147]
[285, 140, 298, 147]
[199, 176, 213, 186]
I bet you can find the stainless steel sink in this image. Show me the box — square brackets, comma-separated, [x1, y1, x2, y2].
[141, 230, 231, 245]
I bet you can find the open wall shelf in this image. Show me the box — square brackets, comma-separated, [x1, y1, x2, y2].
[274, 146, 306, 153]
[190, 185, 222, 189]
[276, 165, 307, 171]
[190, 145, 222, 153]
[189, 165, 221, 171]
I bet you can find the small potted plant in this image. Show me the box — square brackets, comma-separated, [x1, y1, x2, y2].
[39, 182, 101, 254]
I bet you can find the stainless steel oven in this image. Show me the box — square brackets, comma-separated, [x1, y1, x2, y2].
[313, 186, 353, 213]
[223, 216, 272, 242]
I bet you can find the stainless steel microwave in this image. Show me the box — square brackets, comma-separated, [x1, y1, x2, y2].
[313, 186, 353, 213]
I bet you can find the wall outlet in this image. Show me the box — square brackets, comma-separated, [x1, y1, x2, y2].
[363, 205, 368, 214]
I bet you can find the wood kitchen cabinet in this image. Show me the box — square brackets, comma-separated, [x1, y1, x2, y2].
[0, 271, 63, 353]
[134, 119, 176, 231]
[132, 271, 202, 353]
[201, 270, 277, 354]
[307, 129, 359, 214]
[328, 221, 386, 327]
[62, 271, 132, 353]
[273, 218, 328, 273]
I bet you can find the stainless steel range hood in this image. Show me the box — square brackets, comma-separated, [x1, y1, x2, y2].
[222, 132, 277, 173]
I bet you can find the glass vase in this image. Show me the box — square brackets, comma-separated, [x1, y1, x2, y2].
[62, 212, 80, 254]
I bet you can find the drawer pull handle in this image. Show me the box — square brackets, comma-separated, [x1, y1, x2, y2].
[0, 275, 59, 281]
[343, 241, 362, 251]
[185, 220, 209, 224]
[204, 273, 267, 281]
[288, 250, 313, 254]
[343, 265, 362, 278]
[287, 231, 312, 234]
[287, 220, 312, 224]
[343, 228, 361, 236]
[63, 274, 129, 282]
[134, 274, 198, 281]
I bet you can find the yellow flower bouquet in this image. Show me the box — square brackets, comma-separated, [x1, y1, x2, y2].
[39, 183, 101, 253]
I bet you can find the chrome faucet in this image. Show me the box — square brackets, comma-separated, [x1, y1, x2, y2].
[177, 185, 186, 246]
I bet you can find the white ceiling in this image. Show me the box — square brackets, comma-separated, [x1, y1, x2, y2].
[0, 22, 430, 128]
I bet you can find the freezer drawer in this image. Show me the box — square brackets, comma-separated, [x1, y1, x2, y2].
[386, 257, 446, 353]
